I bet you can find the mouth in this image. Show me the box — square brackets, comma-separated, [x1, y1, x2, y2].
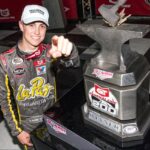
[32, 36, 41, 40]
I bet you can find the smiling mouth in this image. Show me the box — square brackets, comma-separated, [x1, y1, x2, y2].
[32, 37, 40, 40]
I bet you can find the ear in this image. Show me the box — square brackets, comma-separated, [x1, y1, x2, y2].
[18, 21, 24, 32]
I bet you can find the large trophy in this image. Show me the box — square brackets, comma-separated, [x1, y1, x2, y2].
[79, 0, 150, 145]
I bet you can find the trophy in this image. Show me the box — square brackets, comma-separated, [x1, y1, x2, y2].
[79, 0, 150, 146]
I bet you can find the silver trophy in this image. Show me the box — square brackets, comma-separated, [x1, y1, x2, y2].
[78, 0, 150, 146]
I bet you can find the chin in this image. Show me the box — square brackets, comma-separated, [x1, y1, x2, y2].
[32, 42, 41, 47]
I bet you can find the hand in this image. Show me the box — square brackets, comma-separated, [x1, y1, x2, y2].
[48, 35, 73, 58]
[17, 131, 33, 147]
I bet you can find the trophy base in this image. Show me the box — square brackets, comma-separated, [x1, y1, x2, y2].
[82, 103, 150, 147]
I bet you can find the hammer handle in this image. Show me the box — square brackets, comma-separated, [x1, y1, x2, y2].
[112, 0, 127, 12]
[116, 0, 127, 7]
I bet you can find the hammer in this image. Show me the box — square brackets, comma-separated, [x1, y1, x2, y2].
[98, 0, 127, 27]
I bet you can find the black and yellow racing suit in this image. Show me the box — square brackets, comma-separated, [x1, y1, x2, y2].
[0, 43, 80, 143]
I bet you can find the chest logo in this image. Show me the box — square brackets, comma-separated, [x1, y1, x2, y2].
[33, 59, 46, 66]
[36, 66, 46, 75]
[12, 57, 23, 65]
[16, 77, 54, 101]
[13, 68, 25, 75]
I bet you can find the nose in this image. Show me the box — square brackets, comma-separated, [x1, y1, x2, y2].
[35, 26, 40, 35]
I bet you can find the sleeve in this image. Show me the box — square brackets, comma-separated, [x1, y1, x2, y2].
[58, 43, 80, 68]
[0, 64, 22, 136]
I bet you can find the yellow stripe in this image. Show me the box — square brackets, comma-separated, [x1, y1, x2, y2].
[54, 79, 57, 102]
[24, 145, 28, 150]
[16, 103, 21, 124]
[5, 74, 22, 132]
[12, 87, 21, 124]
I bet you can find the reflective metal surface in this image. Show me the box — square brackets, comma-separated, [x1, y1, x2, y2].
[78, 21, 150, 144]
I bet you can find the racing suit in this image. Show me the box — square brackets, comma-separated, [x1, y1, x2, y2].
[0, 43, 80, 139]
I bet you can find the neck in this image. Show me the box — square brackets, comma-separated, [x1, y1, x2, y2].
[21, 47, 38, 54]
[18, 40, 38, 54]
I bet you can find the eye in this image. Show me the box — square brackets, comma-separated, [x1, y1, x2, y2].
[40, 24, 47, 29]
[28, 23, 34, 27]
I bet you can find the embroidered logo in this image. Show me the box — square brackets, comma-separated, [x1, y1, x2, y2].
[16, 77, 54, 101]
[12, 57, 23, 65]
[36, 66, 46, 75]
[13, 68, 25, 75]
[33, 59, 46, 66]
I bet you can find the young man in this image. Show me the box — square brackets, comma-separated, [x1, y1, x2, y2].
[0, 4, 80, 149]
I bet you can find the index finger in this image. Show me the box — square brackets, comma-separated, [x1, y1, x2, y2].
[57, 36, 64, 52]
[51, 35, 58, 46]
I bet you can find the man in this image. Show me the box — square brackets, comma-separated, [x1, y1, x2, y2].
[0, 4, 80, 149]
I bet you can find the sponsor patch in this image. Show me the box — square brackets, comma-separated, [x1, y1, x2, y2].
[89, 84, 118, 117]
[28, 115, 43, 123]
[12, 57, 23, 65]
[29, 9, 44, 15]
[92, 69, 113, 80]
[13, 68, 25, 75]
[18, 99, 47, 107]
[33, 59, 46, 66]
[16, 77, 54, 101]
[36, 66, 46, 75]
[123, 125, 138, 135]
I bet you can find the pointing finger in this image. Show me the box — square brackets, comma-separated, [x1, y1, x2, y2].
[58, 36, 64, 52]
[51, 35, 58, 46]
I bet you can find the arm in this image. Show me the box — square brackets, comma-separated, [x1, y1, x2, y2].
[0, 64, 32, 146]
[0, 65, 22, 136]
